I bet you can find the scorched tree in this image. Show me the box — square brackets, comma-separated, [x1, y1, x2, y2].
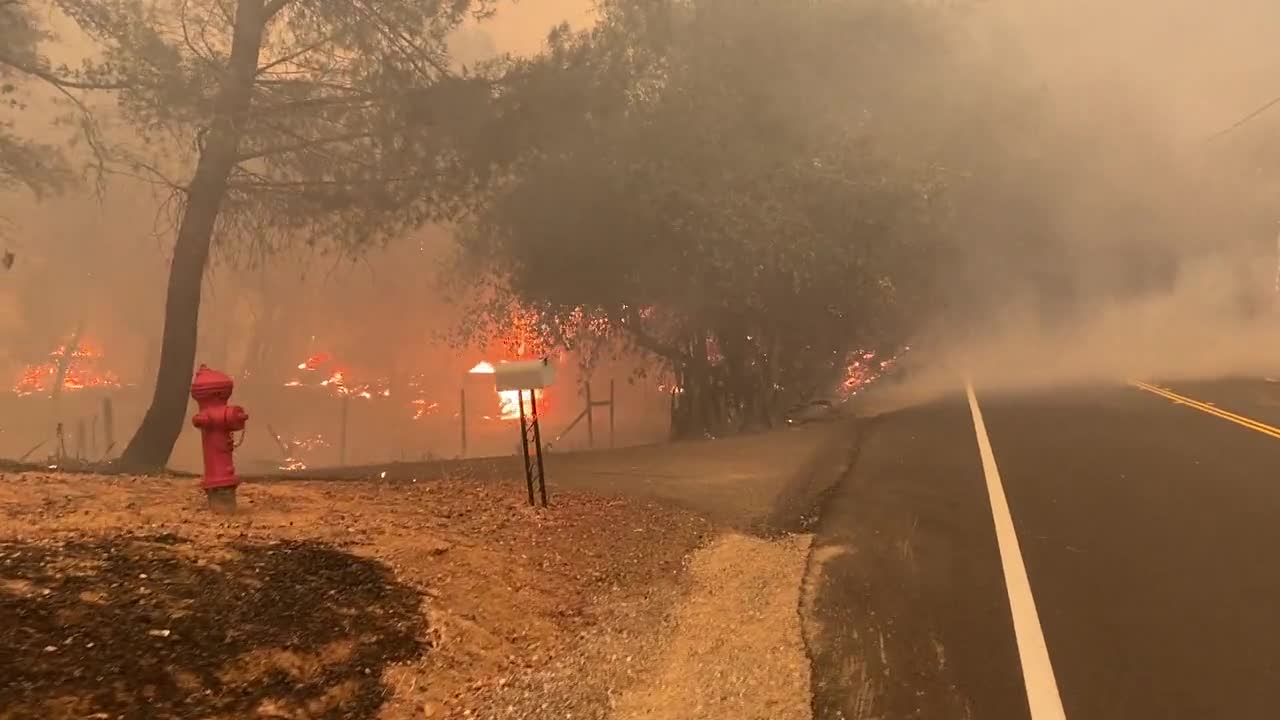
[4, 0, 498, 469]
[459, 0, 953, 437]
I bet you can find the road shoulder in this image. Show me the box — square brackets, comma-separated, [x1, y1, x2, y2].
[801, 400, 1029, 720]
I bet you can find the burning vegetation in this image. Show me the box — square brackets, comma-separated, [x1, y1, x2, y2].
[261, 348, 558, 471]
[6, 0, 931, 466]
[4, 0, 1280, 472]
[285, 353, 391, 400]
[12, 341, 122, 398]
[840, 348, 906, 400]
[468, 361, 546, 421]
[283, 352, 543, 423]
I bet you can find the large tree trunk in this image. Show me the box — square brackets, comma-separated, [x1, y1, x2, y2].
[669, 332, 727, 441]
[760, 332, 784, 425]
[242, 302, 277, 374]
[118, 0, 269, 471]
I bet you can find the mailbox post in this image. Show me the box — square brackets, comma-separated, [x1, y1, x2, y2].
[491, 358, 556, 507]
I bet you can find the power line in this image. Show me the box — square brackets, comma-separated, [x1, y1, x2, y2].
[1208, 92, 1280, 142]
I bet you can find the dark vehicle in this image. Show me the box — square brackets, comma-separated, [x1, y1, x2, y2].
[785, 398, 838, 426]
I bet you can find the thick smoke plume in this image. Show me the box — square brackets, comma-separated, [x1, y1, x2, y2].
[5, 0, 1280, 458]
[872, 0, 1280, 409]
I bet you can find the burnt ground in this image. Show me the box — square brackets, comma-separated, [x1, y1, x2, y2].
[284, 419, 863, 536]
[1, 534, 422, 720]
[0, 420, 857, 720]
[0, 471, 712, 719]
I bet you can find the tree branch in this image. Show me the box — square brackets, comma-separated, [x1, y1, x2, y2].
[256, 77, 365, 94]
[257, 23, 357, 75]
[250, 92, 376, 116]
[102, 159, 189, 192]
[180, 0, 226, 70]
[226, 171, 432, 192]
[263, 0, 294, 20]
[0, 54, 131, 91]
[235, 129, 375, 162]
[352, 0, 453, 80]
[621, 310, 690, 364]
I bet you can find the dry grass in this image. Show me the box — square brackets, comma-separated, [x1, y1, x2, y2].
[0, 472, 710, 719]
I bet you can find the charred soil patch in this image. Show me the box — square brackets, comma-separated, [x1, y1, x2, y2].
[0, 472, 711, 719]
[1, 534, 421, 719]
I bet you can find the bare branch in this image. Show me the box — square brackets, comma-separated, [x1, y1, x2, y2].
[179, 0, 224, 69]
[4, 62, 117, 194]
[235, 129, 375, 162]
[256, 77, 365, 94]
[257, 24, 357, 76]
[101, 159, 189, 192]
[227, 171, 433, 192]
[251, 91, 376, 116]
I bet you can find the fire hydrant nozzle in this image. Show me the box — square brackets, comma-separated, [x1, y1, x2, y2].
[191, 364, 248, 514]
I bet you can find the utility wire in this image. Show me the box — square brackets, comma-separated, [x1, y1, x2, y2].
[1208, 92, 1280, 142]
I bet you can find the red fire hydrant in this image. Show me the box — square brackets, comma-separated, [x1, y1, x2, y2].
[191, 364, 248, 514]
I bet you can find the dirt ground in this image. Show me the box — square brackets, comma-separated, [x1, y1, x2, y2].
[0, 471, 711, 720]
[292, 419, 860, 536]
[609, 533, 814, 720]
[463, 532, 817, 720]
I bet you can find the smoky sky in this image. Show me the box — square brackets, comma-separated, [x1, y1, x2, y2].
[4, 0, 1280, 457]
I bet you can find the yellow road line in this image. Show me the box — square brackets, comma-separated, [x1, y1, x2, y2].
[1133, 381, 1280, 436]
[1130, 380, 1280, 440]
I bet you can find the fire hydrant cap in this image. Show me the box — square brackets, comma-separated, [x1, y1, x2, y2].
[191, 364, 234, 400]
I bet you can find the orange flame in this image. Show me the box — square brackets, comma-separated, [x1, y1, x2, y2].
[297, 353, 331, 371]
[286, 355, 389, 400]
[13, 342, 121, 396]
[410, 399, 440, 420]
[469, 360, 542, 421]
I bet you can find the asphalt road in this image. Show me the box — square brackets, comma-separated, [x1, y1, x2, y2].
[807, 378, 1280, 720]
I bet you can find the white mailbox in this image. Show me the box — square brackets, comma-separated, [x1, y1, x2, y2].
[492, 358, 556, 391]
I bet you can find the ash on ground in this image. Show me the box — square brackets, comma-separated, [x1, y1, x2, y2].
[0, 472, 710, 719]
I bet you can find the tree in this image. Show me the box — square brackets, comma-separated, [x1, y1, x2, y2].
[459, 0, 952, 437]
[0, 1, 68, 198]
[4, 0, 497, 469]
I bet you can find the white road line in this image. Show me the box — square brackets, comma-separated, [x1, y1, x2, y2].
[965, 381, 1067, 720]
